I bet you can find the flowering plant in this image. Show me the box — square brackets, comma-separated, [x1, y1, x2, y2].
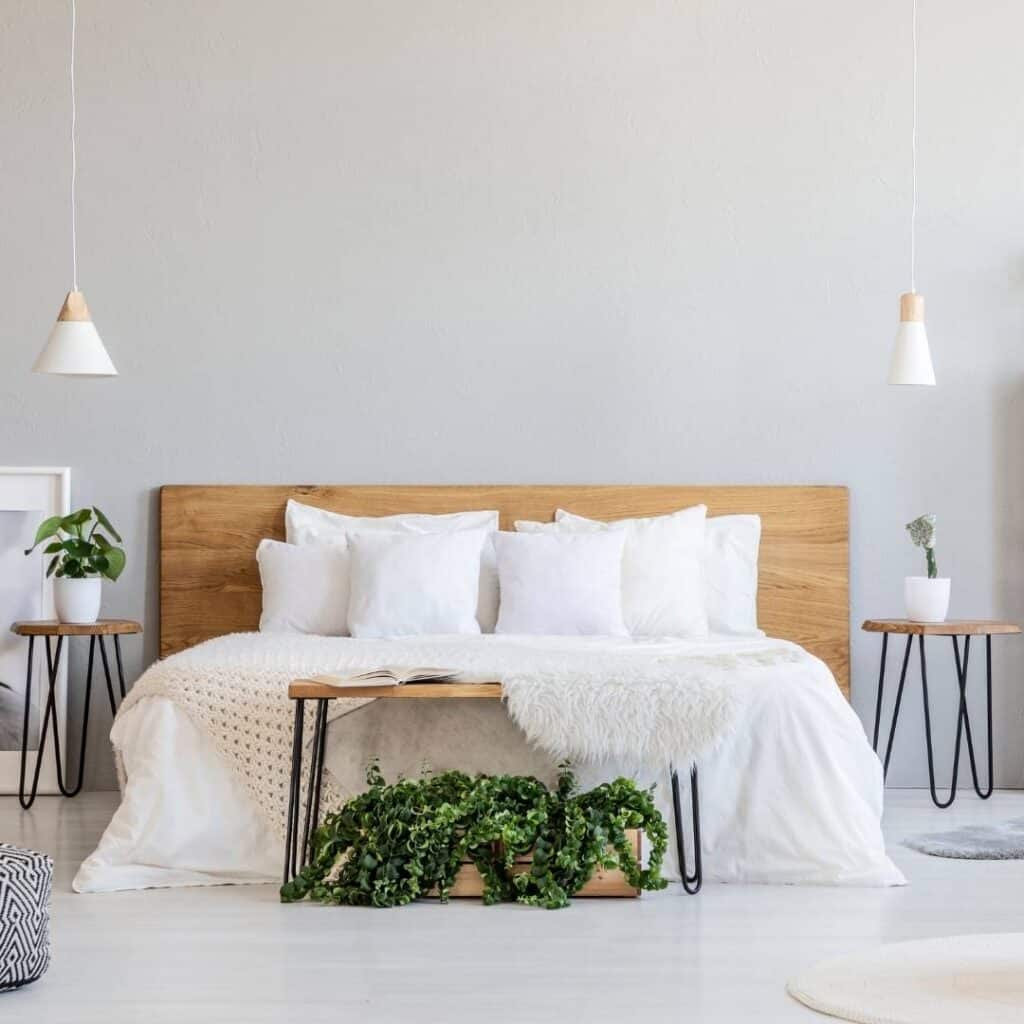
[906, 514, 937, 579]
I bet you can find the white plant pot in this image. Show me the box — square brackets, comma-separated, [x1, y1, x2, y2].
[904, 576, 950, 623]
[54, 577, 102, 624]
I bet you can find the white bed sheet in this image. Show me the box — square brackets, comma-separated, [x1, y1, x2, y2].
[74, 634, 904, 892]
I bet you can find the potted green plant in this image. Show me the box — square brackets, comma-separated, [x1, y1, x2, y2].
[24, 507, 126, 624]
[904, 513, 949, 622]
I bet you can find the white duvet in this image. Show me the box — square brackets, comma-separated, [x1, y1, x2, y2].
[74, 633, 904, 892]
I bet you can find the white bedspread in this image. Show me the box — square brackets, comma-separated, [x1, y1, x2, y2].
[74, 633, 904, 892]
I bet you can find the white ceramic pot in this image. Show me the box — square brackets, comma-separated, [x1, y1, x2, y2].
[54, 577, 102, 624]
[904, 576, 951, 623]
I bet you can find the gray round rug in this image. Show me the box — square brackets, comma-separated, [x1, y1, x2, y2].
[904, 818, 1024, 859]
[788, 934, 1024, 1023]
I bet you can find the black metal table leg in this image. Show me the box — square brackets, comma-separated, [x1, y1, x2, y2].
[952, 635, 994, 799]
[920, 634, 966, 808]
[20, 637, 68, 807]
[871, 632, 889, 750]
[878, 635, 914, 778]
[113, 635, 128, 700]
[301, 699, 329, 865]
[670, 763, 702, 895]
[59, 636, 96, 798]
[18, 636, 37, 810]
[284, 699, 305, 884]
[97, 636, 119, 717]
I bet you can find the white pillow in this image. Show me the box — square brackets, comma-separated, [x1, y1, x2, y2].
[257, 539, 349, 636]
[285, 500, 498, 545]
[493, 531, 628, 637]
[522, 505, 708, 638]
[346, 530, 488, 638]
[704, 515, 761, 635]
[286, 499, 500, 631]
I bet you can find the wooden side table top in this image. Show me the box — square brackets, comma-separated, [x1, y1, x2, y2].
[289, 680, 502, 700]
[862, 619, 1021, 637]
[11, 619, 143, 637]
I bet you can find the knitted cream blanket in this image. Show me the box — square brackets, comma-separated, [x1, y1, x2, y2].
[118, 632, 812, 839]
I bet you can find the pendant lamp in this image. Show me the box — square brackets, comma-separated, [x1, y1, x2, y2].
[33, 0, 117, 377]
[887, 0, 934, 387]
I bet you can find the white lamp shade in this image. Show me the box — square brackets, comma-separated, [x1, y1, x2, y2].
[887, 292, 935, 387]
[33, 291, 117, 377]
[887, 321, 935, 387]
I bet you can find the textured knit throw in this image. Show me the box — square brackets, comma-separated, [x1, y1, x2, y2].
[119, 633, 810, 840]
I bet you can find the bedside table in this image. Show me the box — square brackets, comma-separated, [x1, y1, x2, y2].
[862, 619, 1021, 808]
[10, 619, 142, 809]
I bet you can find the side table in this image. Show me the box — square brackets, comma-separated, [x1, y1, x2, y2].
[10, 619, 142, 809]
[863, 619, 1020, 808]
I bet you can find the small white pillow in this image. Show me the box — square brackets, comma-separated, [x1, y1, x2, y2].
[346, 530, 488, 638]
[493, 531, 628, 637]
[704, 515, 761, 635]
[257, 539, 349, 636]
[524, 505, 708, 638]
[286, 499, 500, 631]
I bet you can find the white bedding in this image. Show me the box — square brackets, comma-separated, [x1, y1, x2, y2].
[74, 633, 904, 892]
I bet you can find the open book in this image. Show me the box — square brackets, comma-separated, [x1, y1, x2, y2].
[309, 666, 460, 689]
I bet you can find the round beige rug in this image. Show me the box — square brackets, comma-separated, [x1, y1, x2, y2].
[787, 934, 1024, 1023]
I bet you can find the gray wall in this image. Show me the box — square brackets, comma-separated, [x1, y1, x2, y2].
[1, 1, 1022, 791]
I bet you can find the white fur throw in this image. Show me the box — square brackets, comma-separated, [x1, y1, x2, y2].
[117, 633, 809, 839]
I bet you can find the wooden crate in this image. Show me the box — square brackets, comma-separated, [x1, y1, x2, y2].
[427, 829, 642, 899]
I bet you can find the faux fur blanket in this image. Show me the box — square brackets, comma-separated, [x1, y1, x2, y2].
[118, 632, 809, 839]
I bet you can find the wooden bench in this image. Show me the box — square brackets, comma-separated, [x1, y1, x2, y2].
[284, 679, 702, 896]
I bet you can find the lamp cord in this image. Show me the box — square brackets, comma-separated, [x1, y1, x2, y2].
[910, 0, 917, 294]
[70, 0, 78, 292]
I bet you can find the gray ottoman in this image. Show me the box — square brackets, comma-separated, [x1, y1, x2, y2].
[0, 844, 52, 991]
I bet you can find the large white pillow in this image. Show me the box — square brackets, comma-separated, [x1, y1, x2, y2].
[285, 499, 500, 631]
[493, 531, 628, 637]
[521, 505, 708, 638]
[704, 514, 761, 635]
[346, 530, 488, 638]
[257, 539, 349, 635]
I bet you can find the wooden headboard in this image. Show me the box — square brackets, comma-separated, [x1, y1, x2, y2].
[160, 485, 849, 694]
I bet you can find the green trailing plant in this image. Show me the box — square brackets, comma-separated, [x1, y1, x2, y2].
[906, 513, 938, 579]
[24, 507, 126, 581]
[281, 763, 668, 910]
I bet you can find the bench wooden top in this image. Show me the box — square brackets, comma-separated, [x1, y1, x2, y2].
[862, 619, 1021, 637]
[289, 680, 503, 700]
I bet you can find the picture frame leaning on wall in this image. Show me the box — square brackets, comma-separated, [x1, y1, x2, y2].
[0, 467, 71, 793]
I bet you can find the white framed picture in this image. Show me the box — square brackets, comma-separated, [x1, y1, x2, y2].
[0, 467, 71, 794]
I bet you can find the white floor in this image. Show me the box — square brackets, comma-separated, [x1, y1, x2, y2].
[2, 790, 1023, 1024]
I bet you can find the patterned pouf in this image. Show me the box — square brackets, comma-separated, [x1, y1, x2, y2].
[0, 844, 52, 992]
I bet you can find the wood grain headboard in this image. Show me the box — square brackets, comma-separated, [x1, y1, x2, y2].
[160, 485, 849, 694]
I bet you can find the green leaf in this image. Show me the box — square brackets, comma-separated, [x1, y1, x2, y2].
[60, 508, 92, 532]
[24, 514, 64, 555]
[45, 554, 60, 578]
[43, 541, 63, 554]
[92, 507, 122, 543]
[102, 547, 126, 581]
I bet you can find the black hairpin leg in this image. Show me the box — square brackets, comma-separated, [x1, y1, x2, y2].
[952, 635, 993, 799]
[301, 699, 329, 863]
[97, 636, 120, 717]
[283, 698, 330, 883]
[113, 635, 128, 700]
[59, 636, 96, 798]
[876, 635, 914, 779]
[920, 634, 966, 808]
[284, 699, 305, 884]
[19, 636, 67, 809]
[670, 763, 702, 895]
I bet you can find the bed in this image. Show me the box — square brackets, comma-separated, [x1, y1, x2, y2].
[74, 485, 903, 892]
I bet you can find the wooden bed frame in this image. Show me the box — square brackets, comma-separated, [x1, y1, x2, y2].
[159, 484, 850, 695]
